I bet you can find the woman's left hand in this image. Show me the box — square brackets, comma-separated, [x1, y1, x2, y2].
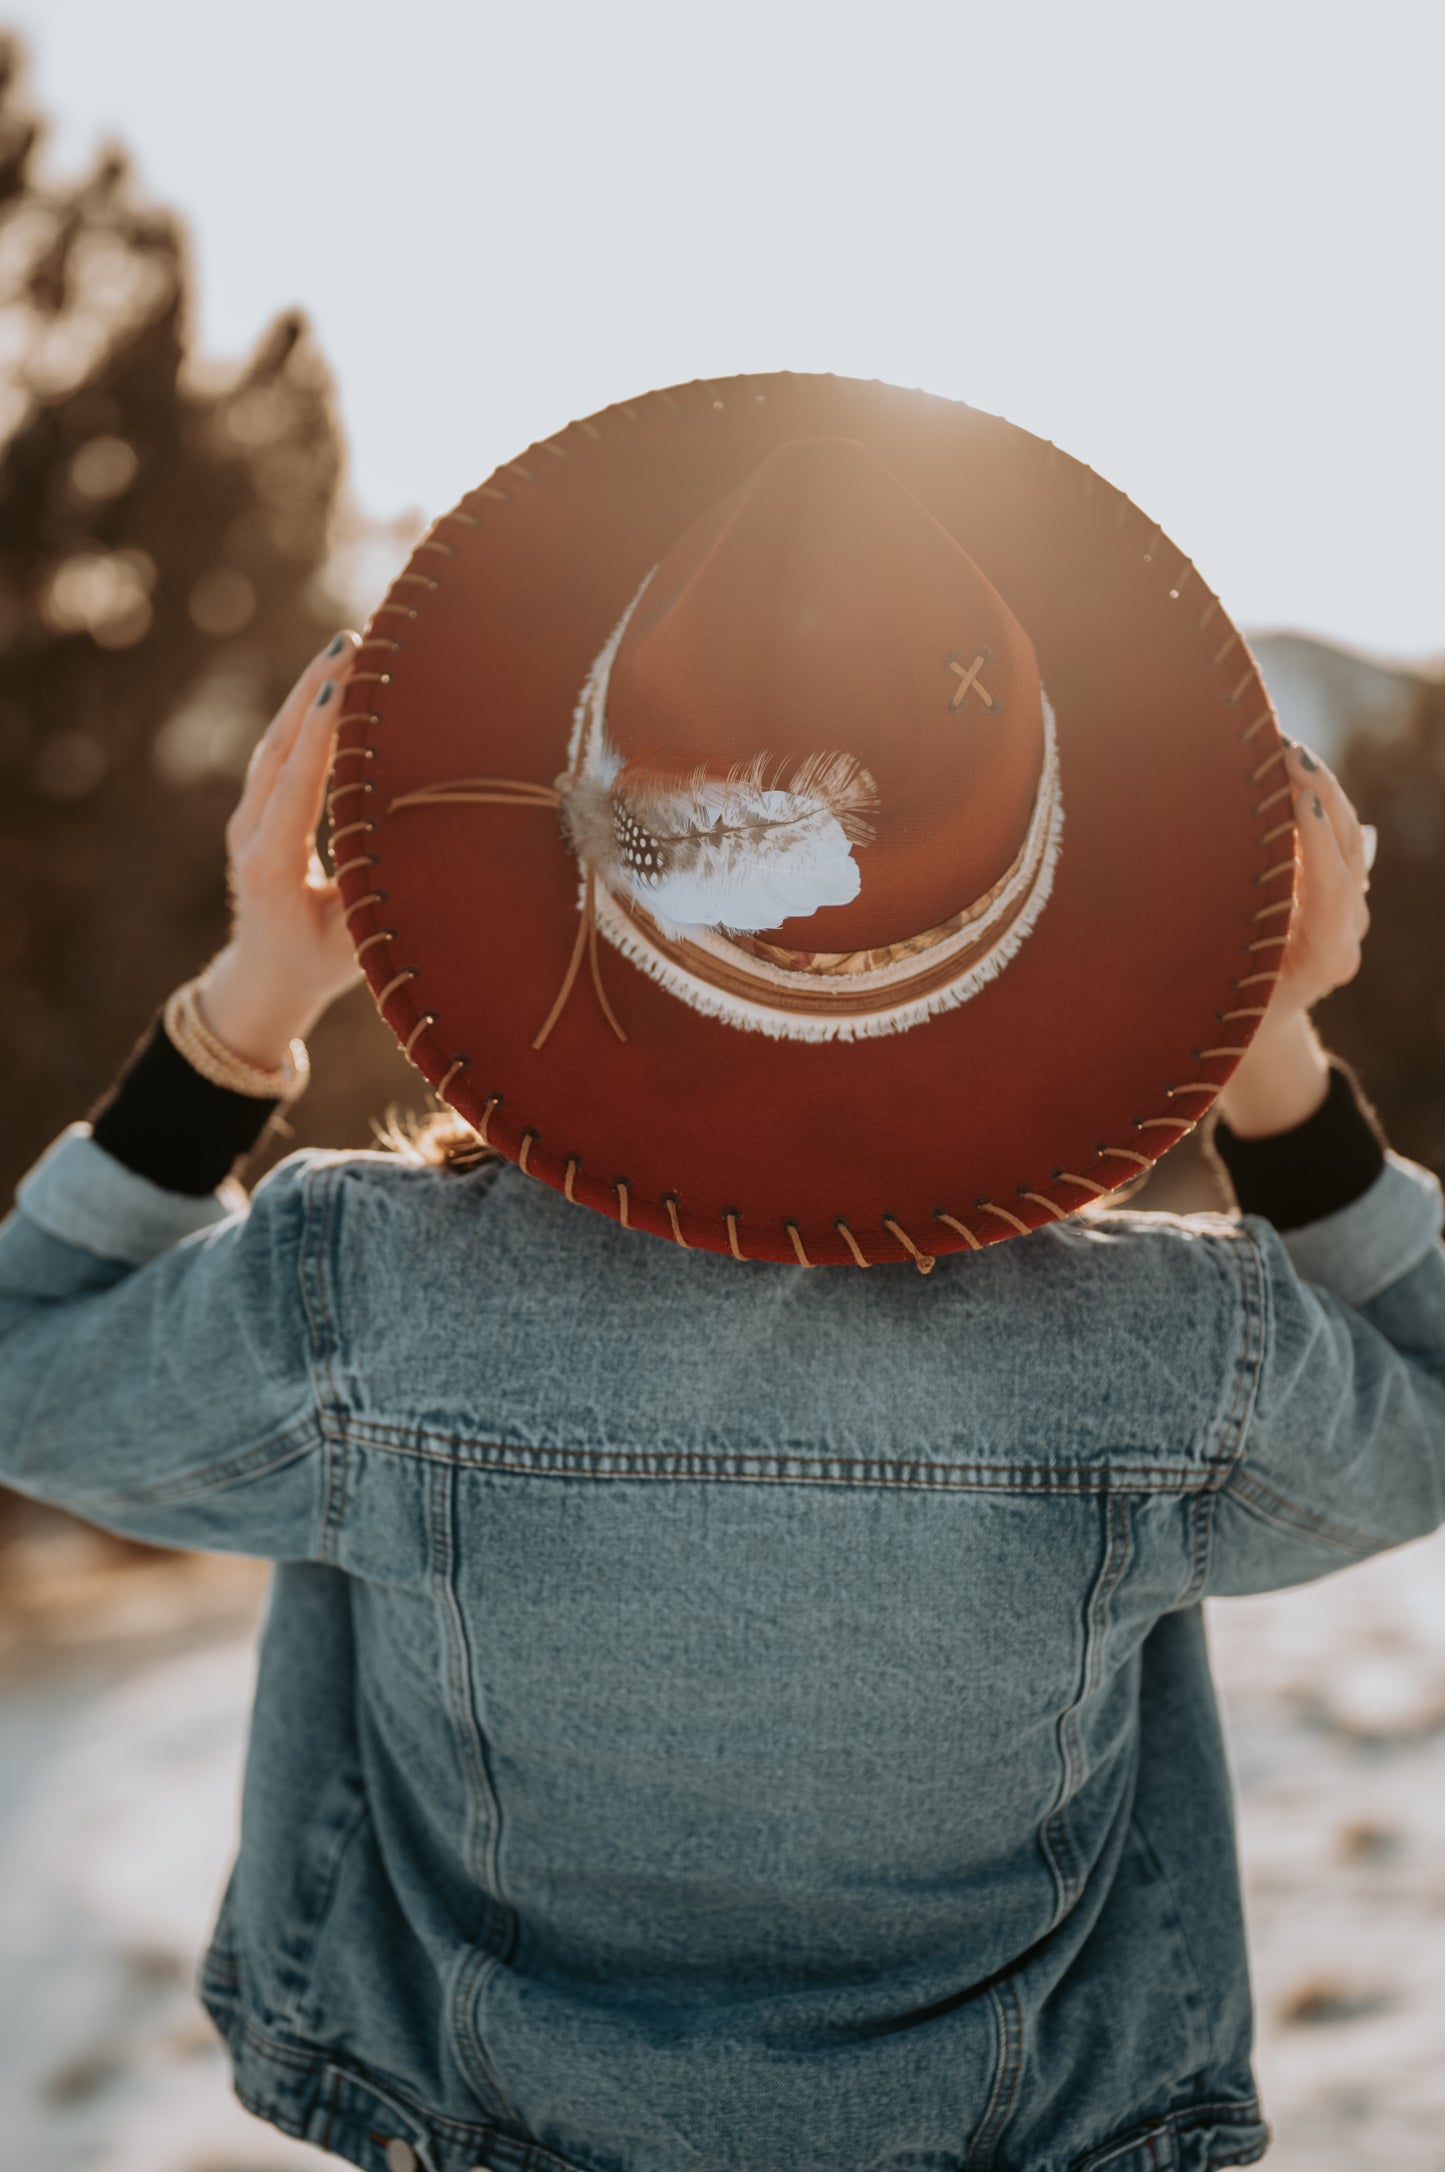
[1214, 739, 1371, 1138]
[197, 632, 366, 1069]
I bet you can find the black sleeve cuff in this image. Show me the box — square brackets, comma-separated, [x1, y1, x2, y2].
[1207, 1058, 1388, 1231]
[86, 1008, 283, 1197]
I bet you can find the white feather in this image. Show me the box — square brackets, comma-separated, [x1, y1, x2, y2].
[642, 782, 862, 933]
[560, 747, 877, 937]
[586, 688, 1066, 1042]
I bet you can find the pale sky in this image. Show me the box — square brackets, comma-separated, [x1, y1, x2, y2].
[11, 0, 1445, 660]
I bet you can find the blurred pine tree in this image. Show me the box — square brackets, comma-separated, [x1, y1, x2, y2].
[0, 32, 395, 1192]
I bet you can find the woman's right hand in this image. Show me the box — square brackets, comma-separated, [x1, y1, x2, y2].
[1213, 741, 1372, 1139]
[198, 632, 364, 1069]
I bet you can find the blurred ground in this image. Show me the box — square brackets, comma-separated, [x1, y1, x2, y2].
[1, 1504, 1443, 2172]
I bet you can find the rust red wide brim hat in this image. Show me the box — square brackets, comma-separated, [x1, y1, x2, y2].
[331, 371, 1295, 1269]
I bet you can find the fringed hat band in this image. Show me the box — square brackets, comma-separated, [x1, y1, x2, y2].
[387, 621, 1063, 1048]
[582, 749, 1063, 1045]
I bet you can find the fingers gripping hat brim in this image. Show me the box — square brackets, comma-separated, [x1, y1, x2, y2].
[334, 372, 1291, 1268]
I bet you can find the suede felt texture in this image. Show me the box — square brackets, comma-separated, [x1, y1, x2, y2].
[337, 371, 1292, 1266]
[87, 1010, 280, 1196]
[1210, 1061, 1387, 1232]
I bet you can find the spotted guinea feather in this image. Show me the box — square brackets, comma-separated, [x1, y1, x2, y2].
[560, 747, 877, 936]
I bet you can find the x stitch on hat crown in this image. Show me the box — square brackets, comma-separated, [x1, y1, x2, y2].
[604, 436, 1048, 951]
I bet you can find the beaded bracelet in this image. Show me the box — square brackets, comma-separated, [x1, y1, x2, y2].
[162, 976, 311, 1101]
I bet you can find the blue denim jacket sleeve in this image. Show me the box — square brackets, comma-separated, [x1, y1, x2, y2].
[1208, 1149, 1445, 1593]
[0, 1121, 328, 1558]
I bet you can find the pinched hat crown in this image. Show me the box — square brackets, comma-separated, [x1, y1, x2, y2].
[559, 437, 1062, 1040]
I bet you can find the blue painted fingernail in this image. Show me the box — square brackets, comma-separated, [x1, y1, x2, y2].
[1298, 747, 1319, 771]
[317, 679, 334, 706]
[327, 633, 348, 656]
[1313, 791, 1324, 817]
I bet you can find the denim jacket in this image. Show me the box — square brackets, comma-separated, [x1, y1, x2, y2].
[3, 1120, 1445, 2172]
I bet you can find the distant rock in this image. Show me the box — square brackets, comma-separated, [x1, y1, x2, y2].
[1248, 630, 1438, 764]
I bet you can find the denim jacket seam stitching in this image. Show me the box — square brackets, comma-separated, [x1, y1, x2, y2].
[345, 1413, 1219, 1481]
[317, 1162, 353, 1558]
[1068, 2096, 1266, 2172]
[423, 1458, 1202, 1491]
[449, 1944, 524, 2135]
[1038, 1488, 1132, 1915]
[223, 2010, 504, 2138]
[1194, 1223, 1269, 1600]
[987, 1972, 1029, 2168]
[1183, 1485, 1213, 1611]
[429, 1466, 491, 1917]
[335, 1423, 1217, 1492]
[1209, 1225, 1268, 1492]
[966, 1973, 1026, 2170]
[428, 1460, 525, 2128]
[301, 1161, 349, 1564]
[1067, 1491, 1132, 1900]
[392, 1454, 1198, 1494]
[1190, 1225, 1260, 1476]
[226, 2013, 578, 2164]
[1042, 1499, 1107, 1906]
[1036, 1784, 1074, 1915]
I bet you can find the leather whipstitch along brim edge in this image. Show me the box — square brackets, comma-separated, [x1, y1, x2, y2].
[330, 371, 1293, 1269]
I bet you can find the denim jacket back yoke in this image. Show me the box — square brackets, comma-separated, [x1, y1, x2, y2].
[3, 1122, 1444, 2172]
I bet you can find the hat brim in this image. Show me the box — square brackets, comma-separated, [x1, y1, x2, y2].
[335, 371, 1291, 1267]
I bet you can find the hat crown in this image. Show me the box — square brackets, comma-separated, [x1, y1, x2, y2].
[605, 436, 1047, 947]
